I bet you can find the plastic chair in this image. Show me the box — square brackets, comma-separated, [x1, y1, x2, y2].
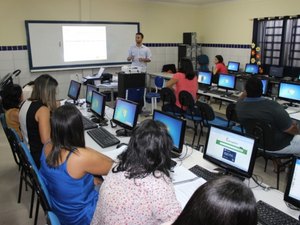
[225, 103, 244, 133]
[178, 91, 202, 149]
[197, 54, 209, 72]
[46, 211, 61, 225]
[160, 87, 183, 117]
[145, 76, 164, 114]
[242, 119, 293, 190]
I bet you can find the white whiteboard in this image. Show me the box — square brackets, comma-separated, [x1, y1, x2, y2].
[25, 21, 139, 72]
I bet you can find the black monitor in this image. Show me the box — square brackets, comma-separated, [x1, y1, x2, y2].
[278, 81, 300, 107]
[90, 91, 106, 124]
[86, 84, 98, 105]
[218, 74, 236, 91]
[245, 63, 259, 75]
[153, 110, 186, 156]
[284, 157, 300, 208]
[67, 80, 81, 103]
[203, 125, 257, 179]
[260, 79, 269, 96]
[227, 61, 240, 73]
[269, 66, 284, 78]
[112, 98, 139, 136]
[198, 71, 213, 86]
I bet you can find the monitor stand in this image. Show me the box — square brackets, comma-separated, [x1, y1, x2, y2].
[170, 151, 181, 158]
[116, 129, 132, 137]
[283, 102, 299, 108]
[213, 168, 245, 181]
[91, 117, 108, 126]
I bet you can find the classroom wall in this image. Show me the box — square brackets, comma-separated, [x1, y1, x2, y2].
[1, 0, 299, 98]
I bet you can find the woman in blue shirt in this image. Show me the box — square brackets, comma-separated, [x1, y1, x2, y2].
[40, 104, 113, 225]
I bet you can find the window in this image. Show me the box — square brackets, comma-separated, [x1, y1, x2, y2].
[253, 17, 300, 68]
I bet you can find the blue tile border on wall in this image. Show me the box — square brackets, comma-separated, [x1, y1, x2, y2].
[0, 43, 250, 51]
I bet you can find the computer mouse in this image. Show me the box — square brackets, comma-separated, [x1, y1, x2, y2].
[116, 143, 127, 149]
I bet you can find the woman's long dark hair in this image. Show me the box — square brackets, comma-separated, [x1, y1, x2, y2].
[215, 55, 225, 65]
[46, 104, 85, 167]
[178, 58, 196, 80]
[113, 119, 173, 179]
[2, 84, 22, 110]
[173, 176, 257, 225]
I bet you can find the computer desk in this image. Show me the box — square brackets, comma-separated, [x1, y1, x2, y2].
[79, 104, 300, 220]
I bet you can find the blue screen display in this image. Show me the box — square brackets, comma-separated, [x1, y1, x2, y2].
[261, 79, 268, 95]
[218, 74, 236, 89]
[153, 111, 183, 149]
[113, 99, 137, 128]
[245, 64, 259, 74]
[198, 71, 212, 85]
[86, 85, 97, 104]
[227, 61, 240, 72]
[91, 92, 104, 117]
[279, 83, 300, 102]
[68, 80, 81, 100]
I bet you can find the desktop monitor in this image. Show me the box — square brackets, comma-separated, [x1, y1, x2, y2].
[269, 66, 284, 78]
[218, 74, 236, 90]
[245, 63, 259, 75]
[90, 91, 106, 120]
[153, 110, 186, 155]
[86, 84, 98, 105]
[284, 157, 300, 208]
[227, 61, 240, 73]
[260, 79, 269, 96]
[278, 81, 300, 106]
[203, 125, 257, 178]
[198, 71, 213, 86]
[112, 98, 139, 131]
[67, 80, 81, 102]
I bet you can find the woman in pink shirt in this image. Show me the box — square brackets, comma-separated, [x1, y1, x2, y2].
[166, 58, 198, 109]
[213, 55, 228, 83]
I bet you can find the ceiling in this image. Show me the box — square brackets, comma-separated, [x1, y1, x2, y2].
[144, 0, 237, 6]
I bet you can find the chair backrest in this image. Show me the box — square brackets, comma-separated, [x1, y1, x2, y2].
[154, 76, 164, 89]
[226, 103, 240, 124]
[6, 127, 21, 167]
[0, 113, 7, 129]
[179, 91, 195, 111]
[197, 102, 215, 122]
[125, 87, 145, 102]
[46, 211, 61, 225]
[197, 54, 209, 65]
[242, 119, 276, 151]
[161, 64, 176, 74]
[160, 87, 176, 106]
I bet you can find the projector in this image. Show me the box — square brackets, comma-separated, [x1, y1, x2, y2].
[121, 66, 146, 74]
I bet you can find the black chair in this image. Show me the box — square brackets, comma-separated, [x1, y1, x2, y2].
[160, 87, 183, 117]
[225, 103, 244, 133]
[242, 119, 293, 190]
[178, 91, 202, 149]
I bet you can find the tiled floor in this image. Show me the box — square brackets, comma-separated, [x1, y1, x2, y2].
[0, 101, 290, 224]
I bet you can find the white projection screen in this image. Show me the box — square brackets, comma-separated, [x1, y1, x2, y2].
[25, 21, 140, 72]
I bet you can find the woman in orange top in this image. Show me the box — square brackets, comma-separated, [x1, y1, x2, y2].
[213, 55, 228, 83]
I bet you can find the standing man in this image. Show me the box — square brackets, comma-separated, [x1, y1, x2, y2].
[127, 32, 152, 71]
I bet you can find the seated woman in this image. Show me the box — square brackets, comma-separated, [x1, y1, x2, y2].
[2, 84, 23, 138]
[91, 119, 181, 225]
[166, 58, 198, 110]
[39, 104, 113, 225]
[19, 74, 58, 168]
[172, 176, 257, 225]
[213, 55, 228, 83]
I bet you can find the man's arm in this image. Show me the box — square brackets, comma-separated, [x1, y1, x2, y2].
[284, 120, 300, 135]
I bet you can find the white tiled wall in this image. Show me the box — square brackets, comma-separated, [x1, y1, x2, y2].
[0, 46, 250, 99]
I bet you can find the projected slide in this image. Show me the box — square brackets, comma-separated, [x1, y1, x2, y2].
[63, 26, 107, 62]
[206, 127, 254, 172]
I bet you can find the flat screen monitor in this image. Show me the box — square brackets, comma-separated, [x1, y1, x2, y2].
[67, 80, 81, 101]
[198, 71, 213, 86]
[245, 63, 259, 75]
[90, 91, 106, 120]
[284, 157, 300, 208]
[278, 81, 300, 106]
[203, 125, 257, 178]
[269, 66, 284, 78]
[227, 61, 240, 73]
[112, 98, 139, 130]
[260, 79, 268, 96]
[218, 74, 236, 90]
[86, 84, 98, 105]
[153, 110, 186, 155]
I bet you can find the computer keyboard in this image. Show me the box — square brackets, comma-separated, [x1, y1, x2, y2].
[226, 95, 240, 101]
[256, 200, 300, 225]
[189, 165, 222, 181]
[207, 89, 227, 96]
[82, 116, 98, 130]
[87, 127, 120, 148]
